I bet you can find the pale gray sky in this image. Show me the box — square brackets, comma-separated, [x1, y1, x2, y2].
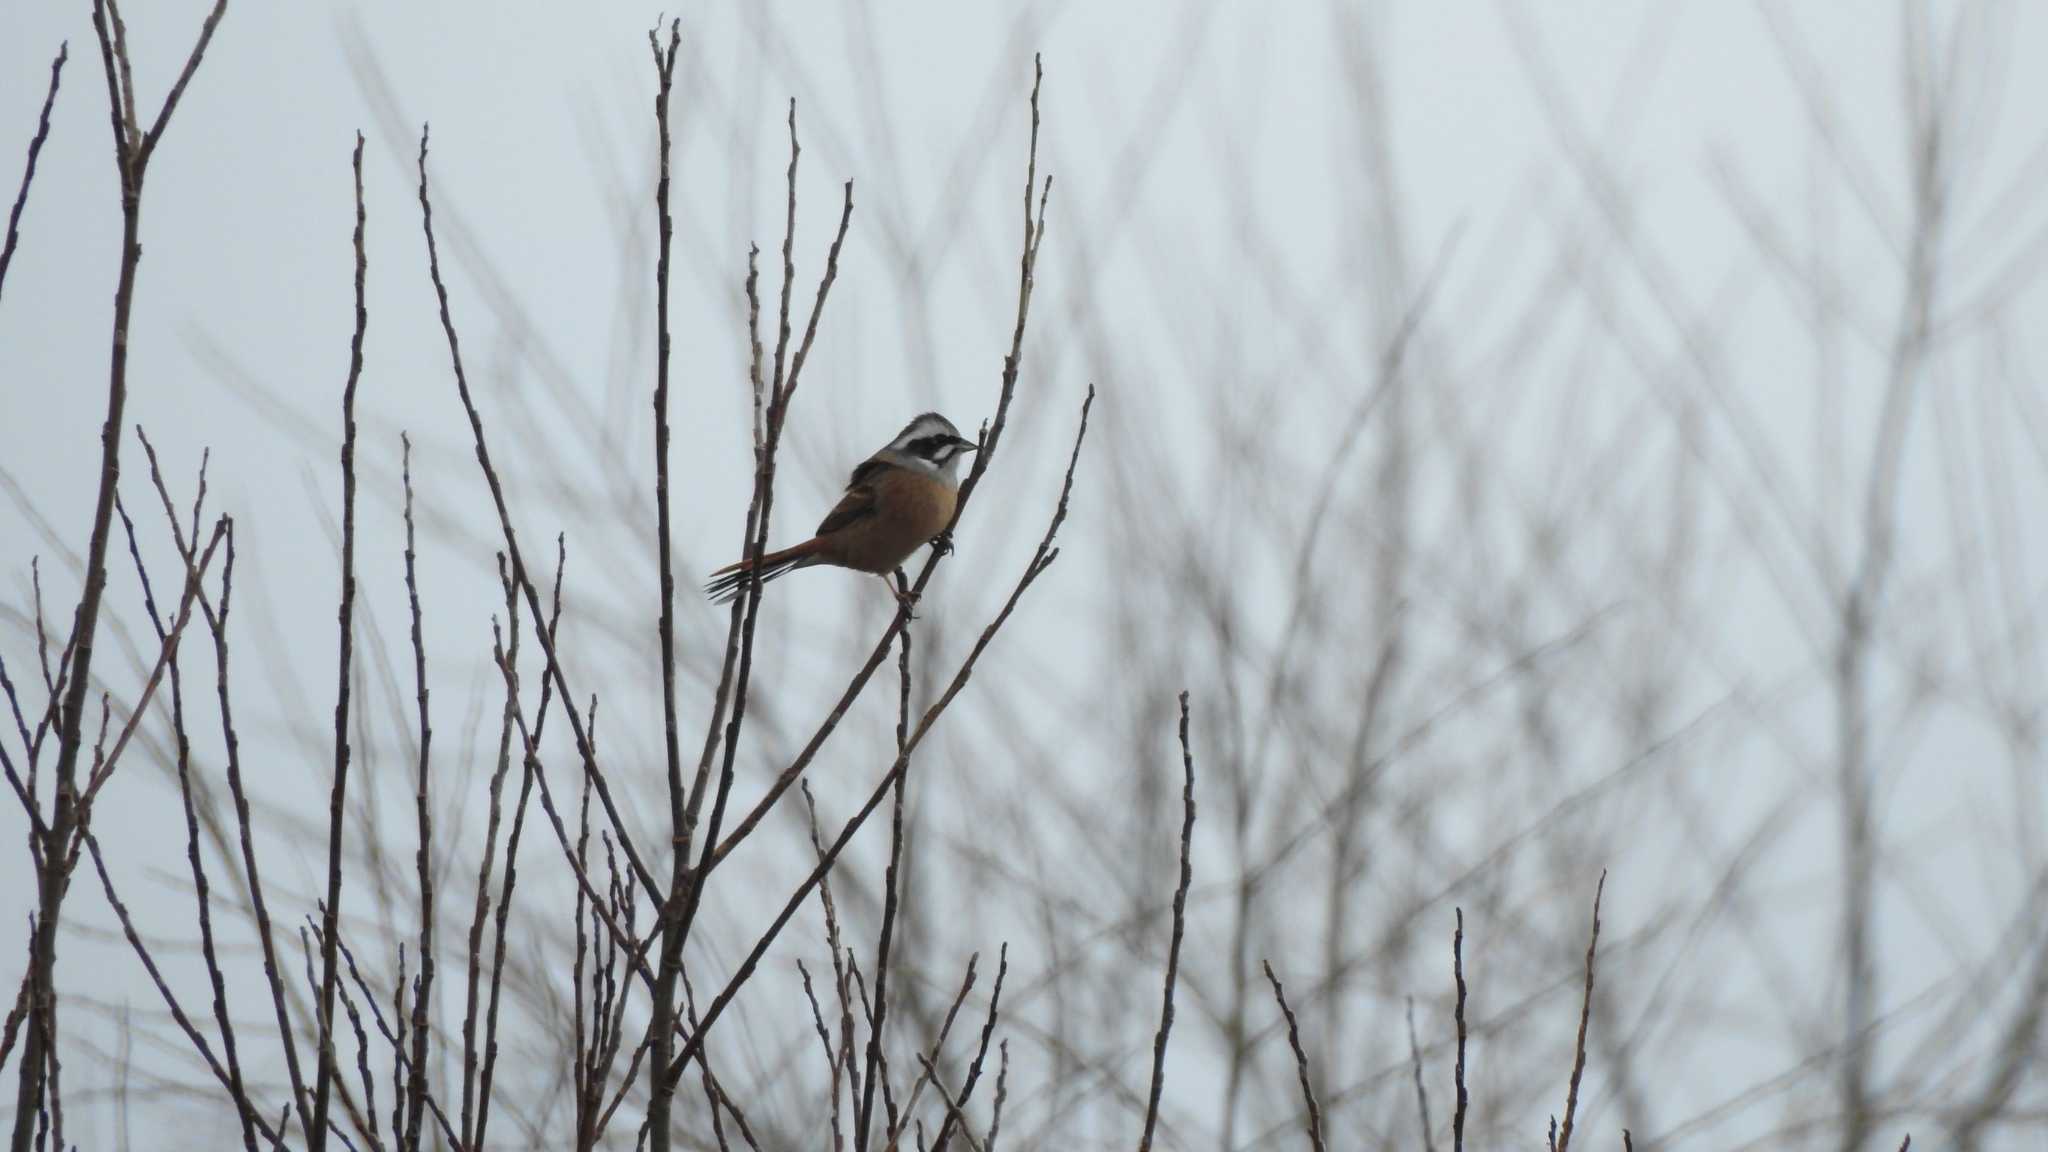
[5, 3, 2048, 1148]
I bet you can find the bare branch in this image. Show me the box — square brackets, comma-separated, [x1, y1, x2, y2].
[1139, 690, 1197, 1152]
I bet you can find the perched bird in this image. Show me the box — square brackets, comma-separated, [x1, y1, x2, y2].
[705, 412, 978, 606]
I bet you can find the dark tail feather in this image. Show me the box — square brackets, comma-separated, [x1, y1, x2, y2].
[705, 547, 816, 605]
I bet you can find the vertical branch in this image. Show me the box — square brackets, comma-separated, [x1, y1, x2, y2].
[11, 6, 229, 1144]
[571, 751, 595, 1147]
[648, 16, 685, 874]
[115, 486, 260, 1151]
[985, 1041, 1010, 1152]
[460, 554, 518, 1149]
[1554, 872, 1605, 1152]
[12, 8, 133, 1139]
[1138, 691, 1197, 1152]
[640, 20, 688, 1152]
[856, 630, 915, 1151]
[664, 385, 1091, 1092]
[885, 952, 977, 1149]
[473, 537, 563, 1152]
[390, 947, 406, 1144]
[211, 522, 317, 1139]
[399, 434, 435, 1152]
[1263, 962, 1327, 1152]
[652, 93, 856, 1150]
[416, 124, 660, 903]
[1452, 909, 1469, 1152]
[310, 130, 369, 1152]
[698, 53, 1050, 881]
[0, 42, 66, 306]
[931, 945, 1007, 1152]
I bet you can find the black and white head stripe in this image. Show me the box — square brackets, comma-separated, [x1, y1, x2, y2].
[887, 412, 977, 465]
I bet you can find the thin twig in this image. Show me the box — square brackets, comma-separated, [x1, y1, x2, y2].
[798, 961, 845, 1152]
[665, 385, 1092, 1091]
[415, 122, 659, 903]
[399, 434, 435, 1152]
[886, 952, 978, 1150]
[985, 1042, 1010, 1152]
[11, 7, 231, 1139]
[857, 630, 915, 1152]
[1555, 871, 1606, 1152]
[701, 56, 1051, 876]
[1263, 962, 1327, 1152]
[206, 522, 317, 1141]
[116, 482, 258, 1151]
[79, 824, 279, 1148]
[0, 42, 66, 306]
[473, 539, 564, 1152]
[914, 1055, 986, 1152]
[1137, 691, 1197, 1152]
[1453, 909, 1469, 1152]
[660, 126, 857, 1064]
[930, 945, 1007, 1152]
[310, 130, 369, 1152]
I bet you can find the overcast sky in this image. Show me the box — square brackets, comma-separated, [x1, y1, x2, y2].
[6, 3, 2048, 1148]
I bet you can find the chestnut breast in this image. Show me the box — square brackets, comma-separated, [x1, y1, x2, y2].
[821, 464, 957, 573]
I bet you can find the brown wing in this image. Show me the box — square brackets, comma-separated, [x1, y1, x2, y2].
[815, 459, 888, 537]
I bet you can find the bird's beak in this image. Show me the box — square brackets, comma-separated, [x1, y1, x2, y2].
[956, 437, 980, 453]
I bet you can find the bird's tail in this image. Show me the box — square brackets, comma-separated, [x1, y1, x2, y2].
[704, 539, 823, 605]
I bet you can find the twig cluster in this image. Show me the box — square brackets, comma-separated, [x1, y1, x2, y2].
[1, 14, 1090, 1152]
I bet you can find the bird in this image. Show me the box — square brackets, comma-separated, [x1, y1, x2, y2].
[705, 412, 978, 607]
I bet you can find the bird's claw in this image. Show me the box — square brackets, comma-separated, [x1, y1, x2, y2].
[930, 531, 955, 558]
[892, 569, 921, 618]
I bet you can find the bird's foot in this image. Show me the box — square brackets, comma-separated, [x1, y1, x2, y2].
[892, 569, 921, 618]
[930, 530, 955, 558]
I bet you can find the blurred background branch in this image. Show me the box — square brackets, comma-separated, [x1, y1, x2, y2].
[4, 2, 2048, 1149]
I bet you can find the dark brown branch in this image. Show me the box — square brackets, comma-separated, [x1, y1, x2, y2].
[415, 123, 660, 904]
[1138, 690, 1197, 1152]
[1554, 871, 1606, 1152]
[0, 42, 66, 306]
[491, 634, 657, 994]
[798, 960, 843, 1148]
[399, 434, 435, 1152]
[844, 958, 894, 1129]
[931, 945, 1007, 1152]
[334, 966, 382, 1152]
[640, 21, 690, 1150]
[135, 442, 317, 1141]
[985, 1042, 1010, 1152]
[210, 523, 317, 1140]
[887, 951, 977, 1150]
[309, 130, 369, 1152]
[1263, 962, 1327, 1152]
[112, 489, 256, 1152]
[669, 151, 855, 962]
[331, 936, 460, 1152]
[1453, 909, 1469, 1152]
[805, 783, 861, 1145]
[473, 538, 564, 1152]
[61, 493, 224, 846]
[79, 823, 278, 1148]
[913, 1055, 986, 1152]
[856, 631, 915, 1152]
[9, 4, 236, 1138]
[665, 385, 1092, 1091]
[134, 0, 229, 166]
[647, 14, 685, 884]
[700, 55, 1051, 876]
